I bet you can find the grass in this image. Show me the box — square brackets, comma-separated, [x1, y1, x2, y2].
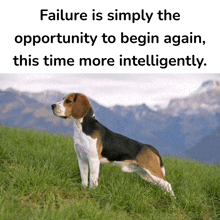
[0, 124, 220, 219]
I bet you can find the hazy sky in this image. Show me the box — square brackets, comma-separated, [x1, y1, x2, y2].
[0, 73, 219, 108]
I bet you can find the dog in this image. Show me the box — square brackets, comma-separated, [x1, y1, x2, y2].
[51, 93, 175, 197]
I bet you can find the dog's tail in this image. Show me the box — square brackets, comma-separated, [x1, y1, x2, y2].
[157, 151, 165, 176]
[161, 166, 165, 176]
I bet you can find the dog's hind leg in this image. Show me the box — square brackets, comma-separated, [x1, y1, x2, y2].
[138, 167, 175, 197]
[135, 146, 175, 197]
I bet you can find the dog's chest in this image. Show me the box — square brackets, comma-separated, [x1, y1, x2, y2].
[73, 122, 98, 160]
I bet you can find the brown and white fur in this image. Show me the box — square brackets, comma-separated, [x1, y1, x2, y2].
[51, 93, 175, 197]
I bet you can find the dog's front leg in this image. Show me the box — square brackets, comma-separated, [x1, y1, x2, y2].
[77, 157, 89, 187]
[89, 158, 100, 188]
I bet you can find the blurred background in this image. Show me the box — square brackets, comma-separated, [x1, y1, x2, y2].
[1, 73, 220, 163]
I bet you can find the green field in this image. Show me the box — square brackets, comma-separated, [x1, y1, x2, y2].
[0, 125, 219, 219]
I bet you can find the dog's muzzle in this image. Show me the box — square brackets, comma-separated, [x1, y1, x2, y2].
[51, 104, 67, 119]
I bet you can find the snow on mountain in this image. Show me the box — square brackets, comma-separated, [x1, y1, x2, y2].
[160, 80, 220, 116]
[110, 104, 155, 121]
[5, 88, 65, 106]
[193, 80, 220, 95]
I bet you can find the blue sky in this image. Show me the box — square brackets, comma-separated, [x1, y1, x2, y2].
[0, 73, 219, 108]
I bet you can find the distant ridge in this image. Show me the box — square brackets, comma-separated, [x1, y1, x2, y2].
[1, 79, 220, 162]
[185, 126, 220, 163]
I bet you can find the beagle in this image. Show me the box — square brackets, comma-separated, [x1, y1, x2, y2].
[51, 93, 175, 197]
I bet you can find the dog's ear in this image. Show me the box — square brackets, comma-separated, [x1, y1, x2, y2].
[72, 94, 91, 119]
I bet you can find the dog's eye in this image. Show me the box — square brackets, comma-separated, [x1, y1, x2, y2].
[66, 99, 71, 104]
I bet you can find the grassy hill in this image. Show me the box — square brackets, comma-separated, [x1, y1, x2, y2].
[0, 125, 219, 219]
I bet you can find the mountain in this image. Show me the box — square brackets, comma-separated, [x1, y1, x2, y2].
[185, 126, 220, 163]
[0, 89, 73, 135]
[110, 81, 220, 151]
[156, 80, 220, 151]
[160, 80, 220, 116]
[1, 80, 220, 161]
[5, 88, 66, 107]
[193, 80, 220, 95]
[0, 89, 174, 155]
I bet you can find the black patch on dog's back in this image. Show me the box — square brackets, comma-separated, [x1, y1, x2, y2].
[81, 107, 163, 165]
[100, 126, 144, 161]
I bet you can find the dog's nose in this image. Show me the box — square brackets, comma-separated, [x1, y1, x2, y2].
[51, 104, 56, 110]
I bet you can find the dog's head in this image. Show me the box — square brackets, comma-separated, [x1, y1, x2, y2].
[51, 93, 91, 119]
